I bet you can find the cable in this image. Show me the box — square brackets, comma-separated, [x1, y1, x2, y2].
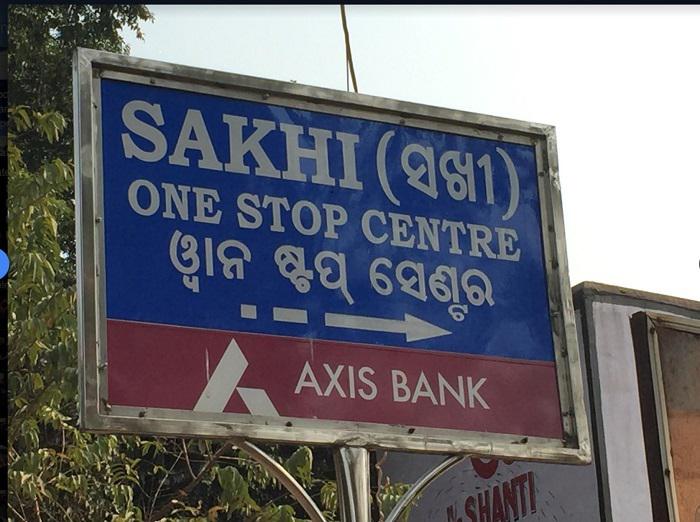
[340, 5, 359, 93]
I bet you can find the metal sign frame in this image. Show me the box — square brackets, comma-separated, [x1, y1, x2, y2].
[74, 47, 589, 463]
[631, 312, 700, 522]
[574, 282, 700, 521]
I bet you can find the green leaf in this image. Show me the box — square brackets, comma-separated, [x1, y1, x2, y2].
[320, 480, 337, 513]
[31, 373, 44, 391]
[217, 466, 259, 513]
[283, 446, 313, 488]
[377, 481, 417, 522]
[256, 504, 298, 522]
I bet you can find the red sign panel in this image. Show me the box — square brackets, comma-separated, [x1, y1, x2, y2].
[108, 320, 562, 438]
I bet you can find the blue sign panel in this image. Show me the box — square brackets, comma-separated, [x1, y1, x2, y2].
[100, 78, 554, 363]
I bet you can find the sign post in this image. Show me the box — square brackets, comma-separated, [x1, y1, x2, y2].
[334, 448, 371, 522]
[74, 47, 590, 518]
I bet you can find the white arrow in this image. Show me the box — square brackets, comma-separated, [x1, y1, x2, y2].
[324, 312, 452, 342]
[194, 337, 278, 416]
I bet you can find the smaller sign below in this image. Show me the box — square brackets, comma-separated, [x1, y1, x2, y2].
[632, 313, 700, 522]
[383, 454, 601, 522]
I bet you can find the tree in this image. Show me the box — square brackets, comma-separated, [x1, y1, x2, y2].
[8, 6, 414, 520]
[9, 8, 159, 519]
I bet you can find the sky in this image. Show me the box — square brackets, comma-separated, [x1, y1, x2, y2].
[121, 5, 700, 301]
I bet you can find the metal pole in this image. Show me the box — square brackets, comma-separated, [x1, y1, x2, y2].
[233, 439, 327, 522]
[334, 446, 371, 522]
[384, 455, 466, 522]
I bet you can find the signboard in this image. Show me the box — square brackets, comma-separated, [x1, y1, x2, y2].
[571, 283, 700, 522]
[383, 454, 601, 521]
[632, 313, 700, 522]
[74, 48, 589, 462]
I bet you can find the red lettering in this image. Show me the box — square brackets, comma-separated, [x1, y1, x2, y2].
[478, 490, 490, 522]
[502, 480, 520, 520]
[456, 469, 536, 522]
[447, 504, 462, 522]
[527, 471, 537, 514]
[492, 484, 505, 522]
[465, 496, 477, 522]
[515, 474, 528, 515]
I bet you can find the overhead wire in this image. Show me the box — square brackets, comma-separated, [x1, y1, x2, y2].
[340, 5, 359, 93]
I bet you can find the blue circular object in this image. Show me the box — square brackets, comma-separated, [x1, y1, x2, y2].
[0, 249, 9, 279]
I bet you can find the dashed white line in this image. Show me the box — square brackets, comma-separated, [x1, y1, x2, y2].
[240, 303, 257, 319]
[273, 307, 309, 324]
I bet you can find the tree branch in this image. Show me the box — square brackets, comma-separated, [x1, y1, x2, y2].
[148, 440, 234, 521]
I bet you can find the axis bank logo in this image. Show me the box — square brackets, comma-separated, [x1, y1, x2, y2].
[445, 459, 538, 522]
